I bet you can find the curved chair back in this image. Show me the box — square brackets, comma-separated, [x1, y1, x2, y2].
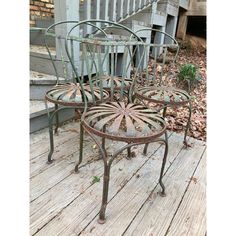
[65, 20, 145, 109]
[44, 21, 107, 84]
[134, 28, 179, 86]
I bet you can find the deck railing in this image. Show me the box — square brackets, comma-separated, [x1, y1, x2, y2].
[79, 0, 160, 35]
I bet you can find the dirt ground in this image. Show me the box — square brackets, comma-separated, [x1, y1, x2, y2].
[164, 38, 206, 141]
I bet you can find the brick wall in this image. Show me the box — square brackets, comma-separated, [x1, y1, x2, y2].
[30, 0, 54, 27]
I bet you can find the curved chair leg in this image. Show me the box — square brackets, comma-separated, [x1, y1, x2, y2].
[45, 100, 55, 164]
[98, 160, 111, 224]
[75, 122, 84, 173]
[54, 104, 59, 134]
[158, 134, 168, 197]
[183, 101, 192, 148]
[47, 118, 54, 164]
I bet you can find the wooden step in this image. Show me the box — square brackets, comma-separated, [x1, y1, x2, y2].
[30, 100, 75, 133]
[30, 71, 66, 100]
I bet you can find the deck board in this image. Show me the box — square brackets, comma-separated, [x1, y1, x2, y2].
[30, 121, 206, 236]
[166, 150, 206, 236]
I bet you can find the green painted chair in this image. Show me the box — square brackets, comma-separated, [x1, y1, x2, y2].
[134, 28, 192, 147]
[65, 20, 169, 223]
[44, 21, 110, 163]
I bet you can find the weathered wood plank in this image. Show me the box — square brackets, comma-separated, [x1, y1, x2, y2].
[78, 136, 203, 236]
[31, 135, 162, 235]
[30, 121, 80, 159]
[30, 157, 105, 235]
[166, 150, 206, 236]
[30, 138, 106, 202]
[122, 139, 206, 236]
[32, 138, 166, 235]
[34, 132, 186, 236]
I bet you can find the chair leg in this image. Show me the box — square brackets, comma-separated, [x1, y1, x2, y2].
[47, 119, 54, 164]
[183, 101, 192, 148]
[158, 133, 168, 197]
[163, 106, 167, 118]
[75, 122, 84, 173]
[45, 100, 54, 164]
[54, 104, 59, 134]
[98, 161, 111, 224]
[143, 143, 148, 155]
[127, 147, 132, 159]
[99, 125, 106, 160]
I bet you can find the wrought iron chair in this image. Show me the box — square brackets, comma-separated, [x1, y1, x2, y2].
[134, 28, 192, 147]
[44, 21, 110, 163]
[65, 20, 169, 224]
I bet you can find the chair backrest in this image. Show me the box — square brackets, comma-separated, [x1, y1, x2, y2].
[134, 28, 179, 87]
[44, 21, 107, 84]
[65, 19, 145, 107]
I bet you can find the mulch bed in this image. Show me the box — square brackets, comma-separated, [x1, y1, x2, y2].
[162, 47, 206, 141]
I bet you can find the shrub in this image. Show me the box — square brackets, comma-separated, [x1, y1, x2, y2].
[177, 63, 201, 91]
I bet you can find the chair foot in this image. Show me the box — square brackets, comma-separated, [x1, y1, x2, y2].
[47, 152, 54, 164]
[159, 191, 166, 197]
[97, 218, 106, 224]
[183, 140, 192, 149]
[47, 159, 54, 164]
[74, 165, 79, 173]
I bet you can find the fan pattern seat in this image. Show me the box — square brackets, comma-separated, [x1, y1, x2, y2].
[135, 86, 191, 106]
[45, 83, 110, 106]
[83, 102, 167, 142]
[93, 75, 132, 91]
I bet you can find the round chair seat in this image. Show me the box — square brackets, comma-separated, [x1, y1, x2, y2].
[93, 75, 132, 91]
[83, 102, 167, 142]
[45, 83, 110, 106]
[135, 86, 191, 106]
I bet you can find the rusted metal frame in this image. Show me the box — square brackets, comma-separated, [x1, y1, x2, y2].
[45, 100, 80, 163]
[58, 37, 70, 81]
[110, 45, 115, 101]
[183, 100, 192, 147]
[83, 43, 96, 104]
[69, 38, 77, 82]
[120, 45, 129, 99]
[54, 104, 59, 134]
[83, 115, 167, 143]
[159, 46, 167, 86]
[44, 21, 79, 84]
[153, 44, 159, 86]
[129, 44, 147, 103]
[75, 122, 84, 172]
[82, 125, 168, 223]
[134, 90, 190, 106]
[145, 44, 150, 83]
[97, 44, 104, 102]
[65, 20, 143, 115]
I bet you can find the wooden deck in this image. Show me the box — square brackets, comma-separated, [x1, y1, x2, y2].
[30, 121, 206, 236]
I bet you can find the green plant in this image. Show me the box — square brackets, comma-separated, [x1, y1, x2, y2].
[91, 176, 100, 184]
[177, 63, 201, 91]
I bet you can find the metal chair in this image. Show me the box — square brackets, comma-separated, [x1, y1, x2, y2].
[65, 20, 169, 224]
[134, 28, 192, 147]
[44, 21, 110, 163]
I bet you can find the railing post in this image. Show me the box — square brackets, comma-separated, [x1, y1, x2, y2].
[117, 0, 124, 21]
[109, 0, 117, 22]
[54, 0, 80, 78]
[93, 0, 101, 28]
[100, 0, 109, 22]
[84, 0, 92, 35]
[123, 0, 131, 18]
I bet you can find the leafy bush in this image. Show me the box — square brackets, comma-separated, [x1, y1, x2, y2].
[177, 63, 201, 91]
